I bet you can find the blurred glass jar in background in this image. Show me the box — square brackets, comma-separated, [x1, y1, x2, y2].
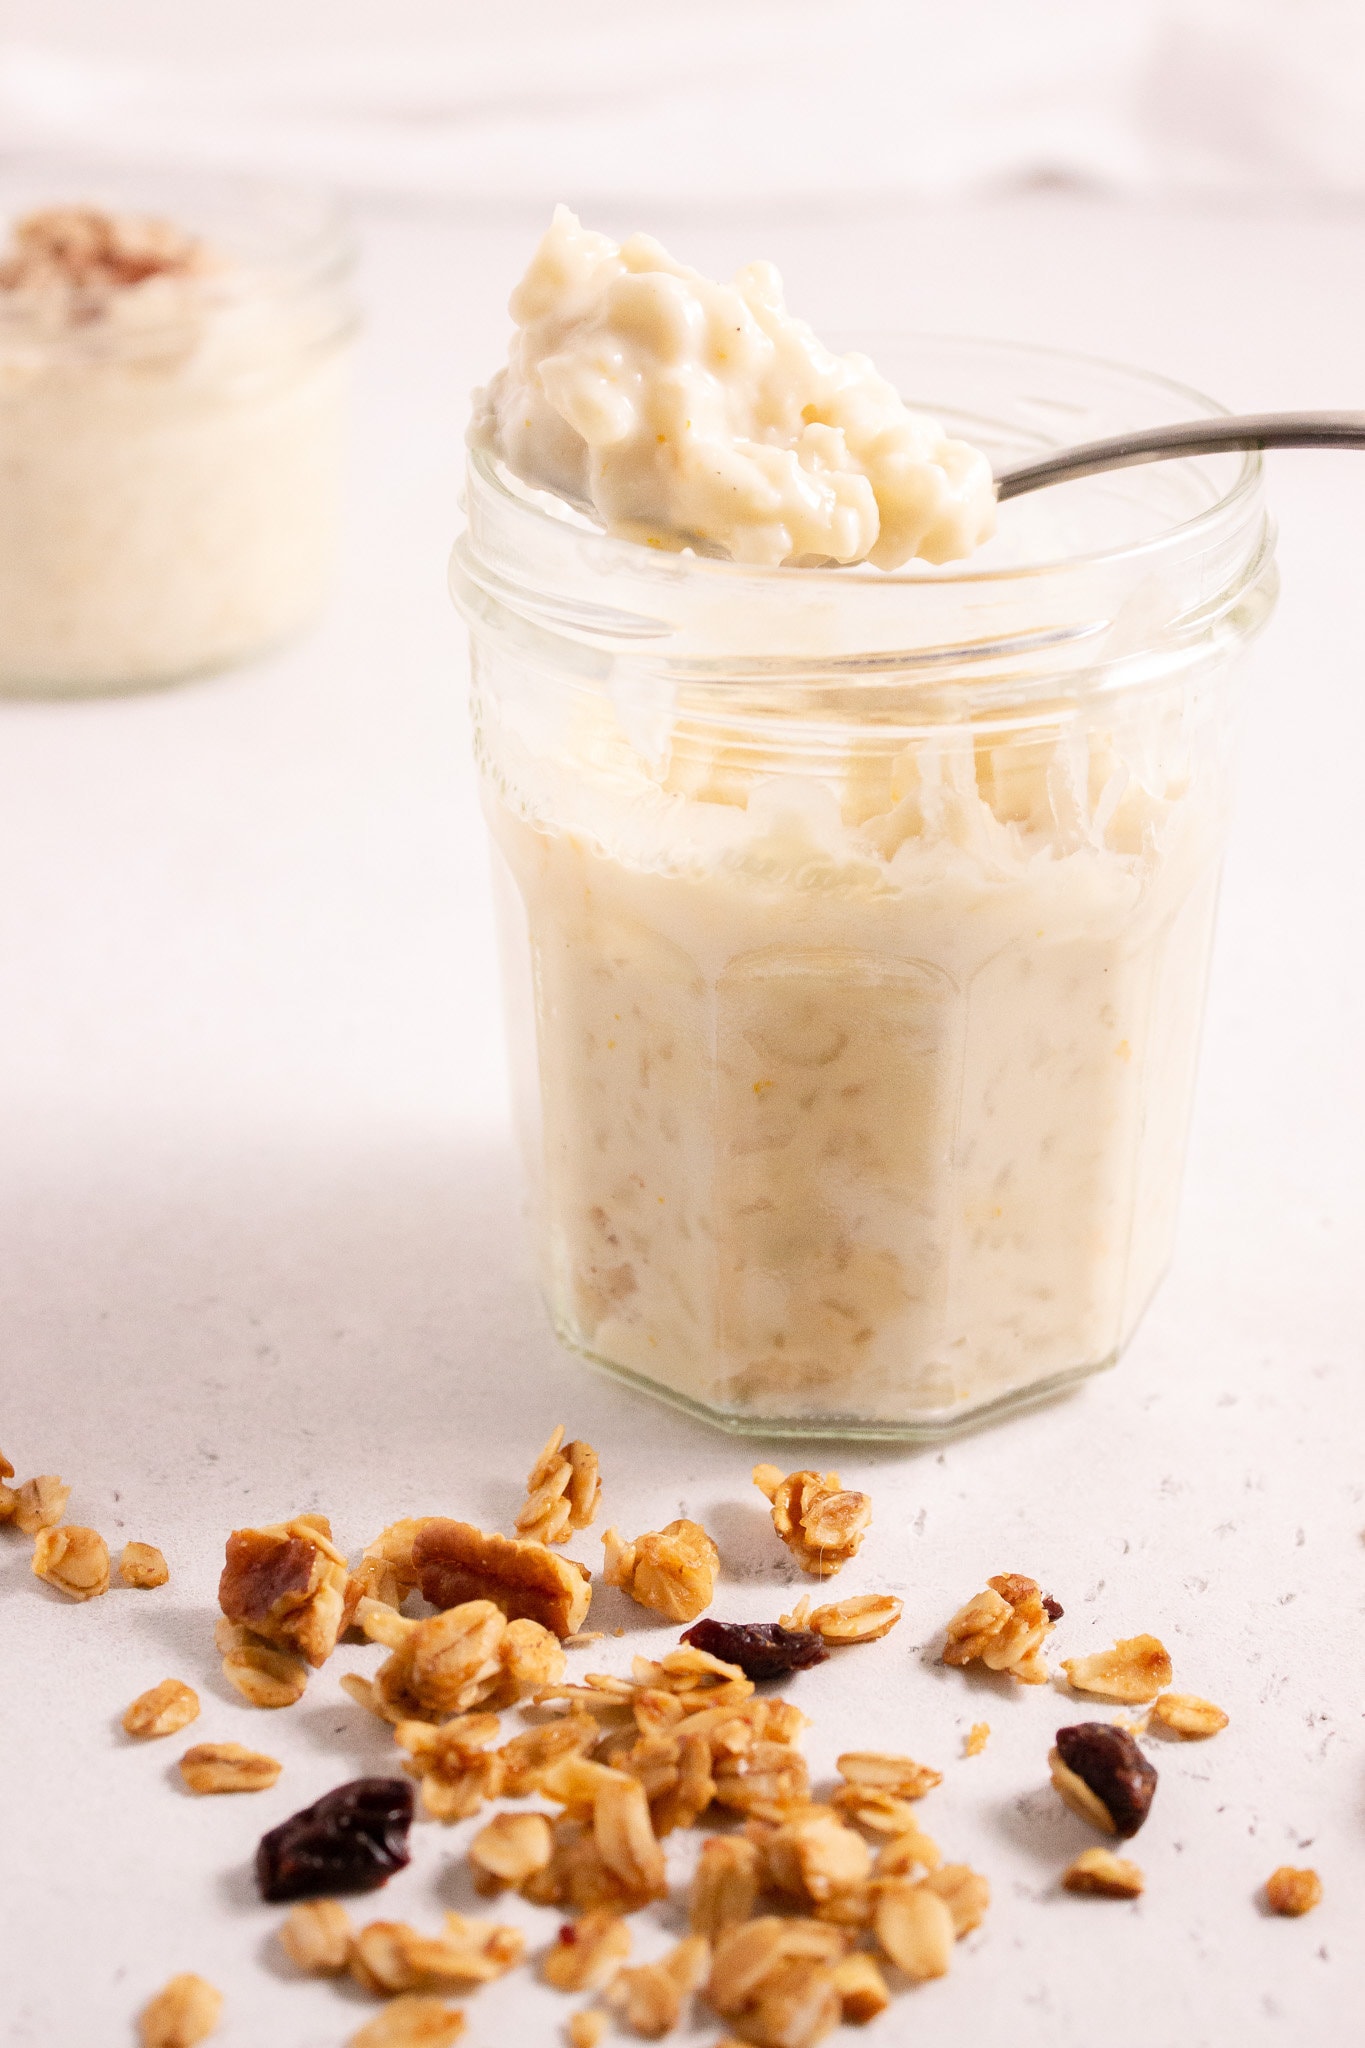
[453, 339, 1278, 1441]
[0, 164, 356, 696]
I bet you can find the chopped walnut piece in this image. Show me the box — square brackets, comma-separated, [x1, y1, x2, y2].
[1264, 1866, 1322, 1917]
[120, 1542, 169, 1588]
[347, 1996, 466, 2048]
[517, 1426, 602, 1544]
[279, 1897, 354, 1973]
[874, 1879, 954, 1982]
[138, 1972, 223, 2048]
[216, 1620, 311, 1708]
[365, 1518, 593, 1638]
[1150, 1692, 1229, 1739]
[607, 1934, 711, 2038]
[804, 1594, 902, 1644]
[1061, 1634, 1174, 1704]
[468, 1811, 555, 1891]
[32, 1523, 109, 1600]
[602, 1520, 719, 1623]
[752, 1465, 871, 1578]
[690, 1836, 764, 1942]
[13, 1475, 71, 1535]
[393, 1713, 505, 1822]
[964, 1721, 990, 1757]
[829, 1952, 889, 2025]
[218, 1517, 357, 1669]
[179, 1742, 282, 1794]
[941, 1573, 1056, 1684]
[543, 1909, 632, 1991]
[351, 1914, 523, 1994]
[1063, 1847, 1144, 1898]
[1050, 1723, 1158, 1837]
[761, 1807, 872, 1908]
[921, 1863, 991, 1935]
[706, 1919, 847, 2046]
[568, 2015, 607, 2048]
[123, 1678, 200, 1739]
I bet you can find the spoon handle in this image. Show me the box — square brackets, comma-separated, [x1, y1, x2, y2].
[994, 411, 1365, 500]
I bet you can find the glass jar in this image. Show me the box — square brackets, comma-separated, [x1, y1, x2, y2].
[452, 338, 1277, 1440]
[0, 162, 357, 696]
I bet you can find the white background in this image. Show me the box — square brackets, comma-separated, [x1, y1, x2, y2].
[1, 10, 1363, 2047]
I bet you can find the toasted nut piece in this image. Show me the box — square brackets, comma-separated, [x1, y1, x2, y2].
[543, 1909, 632, 1991]
[1264, 1866, 1322, 1916]
[375, 1517, 593, 1638]
[752, 1465, 870, 1578]
[32, 1523, 109, 1599]
[347, 1996, 465, 2047]
[219, 1627, 310, 1708]
[138, 1972, 223, 2048]
[120, 1541, 169, 1588]
[279, 1898, 354, 1973]
[836, 1751, 942, 1800]
[1051, 1723, 1158, 1838]
[1150, 1692, 1229, 1739]
[602, 1520, 719, 1623]
[218, 1517, 356, 1668]
[568, 2016, 607, 2048]
[690, 1835, 764, 1941]
[122, 1678, 200, 1739]
[14, 1474, 70, 1534]
[804, 1594, 902, 1644]
[921, 1863, 990, 1935]
[941, 1572, 1056, 1683]
[468, 1811, 555, 1890]
[874, 1879, 954, 1981]
[1061, 1635, 1173, 1704]
[762, 1808, 872, 1907]
[517, 1426, 603, 1545]
[607, 1934, 710, 2037]
[179, 1742, 281, 1794]
[965, 1722, 990, 1756]
[1063, 1848, 1144, 1898]
[830, 1952, 889, 2024]
[873, 1822, 942, 1878]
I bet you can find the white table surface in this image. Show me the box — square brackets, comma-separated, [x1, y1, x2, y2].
[3, 195, 1362, 2048]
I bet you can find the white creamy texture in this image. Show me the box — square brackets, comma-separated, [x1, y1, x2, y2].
[471, 207, 996, 569]
[484, 689, 1225, 1427]
[0, 210, 348, 693]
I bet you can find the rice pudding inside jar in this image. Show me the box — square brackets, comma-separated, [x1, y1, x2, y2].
[0, 168, 356, 696]
[453, 221, 1276, 1438]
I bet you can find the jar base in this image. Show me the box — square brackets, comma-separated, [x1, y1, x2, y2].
[550, 1312, 1121, 1444]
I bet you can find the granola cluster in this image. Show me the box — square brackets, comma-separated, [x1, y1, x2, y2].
[940, 1572, 1060, 1684]
[515, 1425, 601, 1545]
[752, 1465, 872, 1577]
[602, 1519, 719, 1622]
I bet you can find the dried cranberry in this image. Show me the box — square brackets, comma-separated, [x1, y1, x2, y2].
[680, 1617, 829, 1681]
[1055, 1722, 1157, 1837]
[255, 1776, 414, 1901]
[1042, 1595, 1064, 1622]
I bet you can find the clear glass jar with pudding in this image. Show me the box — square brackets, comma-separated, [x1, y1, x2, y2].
[453, 339, 1277, 1439]
[0, 164, 357, 696]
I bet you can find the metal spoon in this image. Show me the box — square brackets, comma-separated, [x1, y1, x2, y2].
[994, 411, 1365, 501]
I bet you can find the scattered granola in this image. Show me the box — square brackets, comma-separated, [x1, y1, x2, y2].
[568, 2015, 607, 2048]
[179, 1742, 282, 1795]
[603, 1520, 719, 1623]
[1049, 1723, 1157, 1838]
[941, 1573, 1057, 1684]
[964, 1722, 990, 1757]
[0, 1480, 15, 1521]
[349, 1913, 523, 1994]
[606, 1934, 710, 2037]
[278, 1898, 355, 1974]
[13, 1475, 71, 1535]
[1060, 1635, 1174, 1704]
[392, 1713, 505, 1822]
[1150, 1692, 1229, 1739]
[1063, 1847, 1145, 1898]
[468, 1811, 556, 1890]
[256, 1778, 415, 1901]
[348, 1596, 566, 1724]
[216, 1621, 311, 1708]
[803, 1594, 902, 1644]
[706, 1918, 848, 2044]
[516, 1426, 602, 1545]
[542, 1910, 632, 1991]
[122, 1678, 201, 1739]
[138, 1972, 223, 2048]
[366, 1518, 593, 1638]
[0, 1447, 12, 1480]
[31, 1523, 110, 1600]
[679, 1618, 828, 1681]
[873, 1821, 942, 1878]
[874, 1879, 955, 1981]
[759, 1806, 872, 1909]
[690, 1837, 765, 1942]
[120, 1541, 170, 1588]
[830, 1951, 889, 2023]
[1264, 1866, 1322, 1917]
[218, 1515, 358, 1668]
[835, 1751, 943, 1806]
[752, 1465, 871, 1577]
[347, 1995, 466, 2047]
